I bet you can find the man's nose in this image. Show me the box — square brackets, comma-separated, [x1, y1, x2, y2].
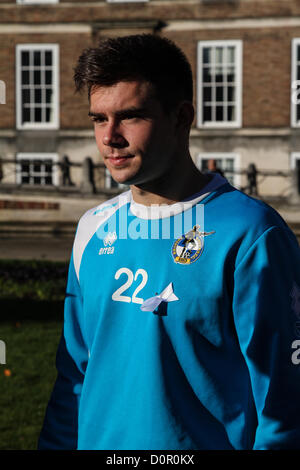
[102, 121, 127, 147]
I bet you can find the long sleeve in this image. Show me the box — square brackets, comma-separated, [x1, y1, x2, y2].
[233, 225, 300, 449]
[38, 253, 88, 450]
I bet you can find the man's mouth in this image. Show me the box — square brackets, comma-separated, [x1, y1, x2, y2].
[106, 155, 134, 166]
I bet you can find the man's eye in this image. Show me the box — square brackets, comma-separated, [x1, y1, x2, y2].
[92, 117, 105, 124]
[122, 115, 135, 120]
[89, 114, 106, 123]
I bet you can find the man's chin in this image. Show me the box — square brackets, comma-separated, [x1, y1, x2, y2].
[109, 173, 133, 186]
[109, 169, 142, 187]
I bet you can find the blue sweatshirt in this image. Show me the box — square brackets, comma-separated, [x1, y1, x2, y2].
[38, 174, 300, 450]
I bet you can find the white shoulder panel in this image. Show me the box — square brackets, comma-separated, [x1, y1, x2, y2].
[72, 190, 131, 282]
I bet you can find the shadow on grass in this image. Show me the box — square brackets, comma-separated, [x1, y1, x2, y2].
[0, 299, 64, 322]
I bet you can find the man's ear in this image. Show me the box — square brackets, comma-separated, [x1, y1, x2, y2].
[176, 101, 195, 130]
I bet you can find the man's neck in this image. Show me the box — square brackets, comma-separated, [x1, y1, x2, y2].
[130, 158, 212, 206]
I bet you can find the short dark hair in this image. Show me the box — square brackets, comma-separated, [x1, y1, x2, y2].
[73, 34, 193, 113]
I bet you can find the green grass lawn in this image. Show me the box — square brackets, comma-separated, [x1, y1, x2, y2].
[0, 317, 62, 450]
[0, 260, 66, 450]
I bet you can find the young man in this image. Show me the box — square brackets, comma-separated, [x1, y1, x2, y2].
[39, 34, 300, 450]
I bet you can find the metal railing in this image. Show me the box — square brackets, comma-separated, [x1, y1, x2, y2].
[0, 155, 123, 195]
[0, 157, 299, 201]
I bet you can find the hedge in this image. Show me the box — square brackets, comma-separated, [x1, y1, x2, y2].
[0, 260, 68, 302]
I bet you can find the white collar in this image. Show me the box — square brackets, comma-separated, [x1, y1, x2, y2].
[129, 173, 227, 220]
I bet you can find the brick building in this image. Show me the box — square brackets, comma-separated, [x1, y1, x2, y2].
[1, 0, 300, 208]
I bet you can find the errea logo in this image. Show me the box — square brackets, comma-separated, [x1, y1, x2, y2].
[99, 231, 117, 255]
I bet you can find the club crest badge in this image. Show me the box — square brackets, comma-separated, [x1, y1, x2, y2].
[172, 225, 215, 265]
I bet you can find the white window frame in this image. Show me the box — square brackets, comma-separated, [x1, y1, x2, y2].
[197, 40, 243, 129]
[291, 39, 300, 127]
[16, 44, 59, 130]
[291, 152, 300, 169]
[291, 152, 300, 194]
[196, 152, 241, 187]
[17, 0, 58, 4]
[16, 153, 59, 186]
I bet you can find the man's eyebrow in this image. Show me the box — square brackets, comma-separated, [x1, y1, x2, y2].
[88, 111, 105, 118]
[116, 107, 148, 117]
[88, 107, 149, 119]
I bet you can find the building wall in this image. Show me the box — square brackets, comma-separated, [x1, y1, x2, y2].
[0, 23, 297, 130]
[1, 0, 300, 197]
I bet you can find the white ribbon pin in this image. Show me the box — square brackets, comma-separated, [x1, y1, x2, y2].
[140, 282, 179, 312]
